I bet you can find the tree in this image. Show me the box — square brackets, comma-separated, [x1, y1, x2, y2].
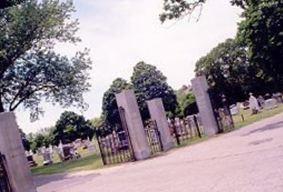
[176, 86, 197, 117]
[237, 0, 283, 90]
[159, 0, 249, 23]
[27, 127, 54, 152]
[195, 38, 264, 103]
[102, 78, 131, 126]
[0, 0, 91, 120]
[131, 61, 177, 120]
[160, 0, 283, 91]
[0, 0, 25, 9]
[53, 111, 94, 144]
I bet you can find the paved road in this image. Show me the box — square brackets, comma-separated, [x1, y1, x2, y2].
[35, 113, 283, 192]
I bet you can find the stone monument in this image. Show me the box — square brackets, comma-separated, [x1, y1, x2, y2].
[191, 76, 219, 136]
[0, 112, 37, 192]
[147, 98, 174, 151]
[115, 90, 150, 160]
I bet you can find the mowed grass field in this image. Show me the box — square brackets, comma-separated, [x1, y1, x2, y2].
[233, 103, 283, 129]
[31, 103, 283, 175]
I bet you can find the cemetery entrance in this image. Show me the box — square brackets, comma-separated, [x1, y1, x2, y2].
[0, 153, 12, 192]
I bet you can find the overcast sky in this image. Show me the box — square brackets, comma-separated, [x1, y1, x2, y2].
[17, 0, 242, 134]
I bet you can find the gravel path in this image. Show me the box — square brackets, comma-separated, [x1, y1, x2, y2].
[35, 113, 283, 192]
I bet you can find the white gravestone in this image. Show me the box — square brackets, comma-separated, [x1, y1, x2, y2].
[264, 98, 278, 110]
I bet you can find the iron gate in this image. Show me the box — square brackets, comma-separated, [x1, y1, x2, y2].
[0, 153, 12, 192]
[144, 120, 163, 155]
[97, 130, 135, 165]
[168, 115, 204, 145]
[96, 107, 135, 165]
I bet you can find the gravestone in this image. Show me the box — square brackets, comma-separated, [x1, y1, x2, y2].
[264, 98, 278, 110]
[41, 147, 53, 166]
[230, 104, 239, 115]
[0, 112, 37, 192]
[115, 90, 150, 160]
[191, 76, 219, 136]
[86, 138, 96, 154]
[147, 98, 174, 151]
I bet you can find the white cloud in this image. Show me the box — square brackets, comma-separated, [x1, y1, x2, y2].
[17, 0, 242, 133]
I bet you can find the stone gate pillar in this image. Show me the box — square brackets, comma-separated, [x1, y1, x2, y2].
[147, 98, 174, 151]
[0, 112, 37, 192]
[115, 90, 150, 160]
[191, 76, 219, 136]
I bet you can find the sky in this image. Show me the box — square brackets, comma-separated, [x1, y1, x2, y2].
[16, 0, 242, 134]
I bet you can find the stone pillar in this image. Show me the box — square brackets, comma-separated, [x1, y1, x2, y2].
[147, 98, 174, 151]
[0, 112, 37, 192]
[191, 76, 219, 136]
[115, 90, 150, 160]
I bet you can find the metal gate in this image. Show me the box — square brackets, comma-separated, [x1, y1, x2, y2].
[96, 107, 135, 165]
[168, 115, 204, 145]
[97, 130, 135, 165]
[144, 120, 163, 155]
[0, 153, 12, 192]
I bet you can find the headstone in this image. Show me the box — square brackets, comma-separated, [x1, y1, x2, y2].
[41, 147, 53, 166]
[230, 104, 239, 115]
[115, 90, 150, 160]
[264, 98, 278, 110]
[191, 76, 219, 136]
[0, 112, 37, 192]
[147, 98, 174, 151]
[86, 138, 96, 153]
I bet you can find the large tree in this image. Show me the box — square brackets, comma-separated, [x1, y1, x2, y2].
[102, 78, 131, 126]
[53, 111, 94, 144]
[0, 0, 91, 119]
[131, 61, 177, 120]
[160, 0, 283, 91]
[195, 38, 265, 103]
[237, 0, 283, 90]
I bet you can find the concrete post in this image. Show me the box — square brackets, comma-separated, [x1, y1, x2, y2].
[147, 98, 174, 151]
[115, 90, 150, 160]
[191, 76, 219, 136]
[0, 112, 37, 192]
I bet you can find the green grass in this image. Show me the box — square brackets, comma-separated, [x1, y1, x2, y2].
[232, 103, 283, 129]
[31, 154, 103, 175]
[32, 103, 283, 176]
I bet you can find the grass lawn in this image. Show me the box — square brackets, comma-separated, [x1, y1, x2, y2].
[31, 154, 103, 175]
[232, 103, 283, 129]
[31, 103, 283, 175]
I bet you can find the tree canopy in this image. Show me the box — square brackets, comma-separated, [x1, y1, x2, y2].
[131, 61, 177, 120]
[0, 0, 91, 120]
[101, 62, 178, 127]
[195, 38, 266, 103]
[53, 111, 94, 145]
[175, 86, 197, 117]
[159, 0, 250, 23]
[161, 0, 283, 97]
[102, 78, 131, 126]
[237, 0, 283, 90]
